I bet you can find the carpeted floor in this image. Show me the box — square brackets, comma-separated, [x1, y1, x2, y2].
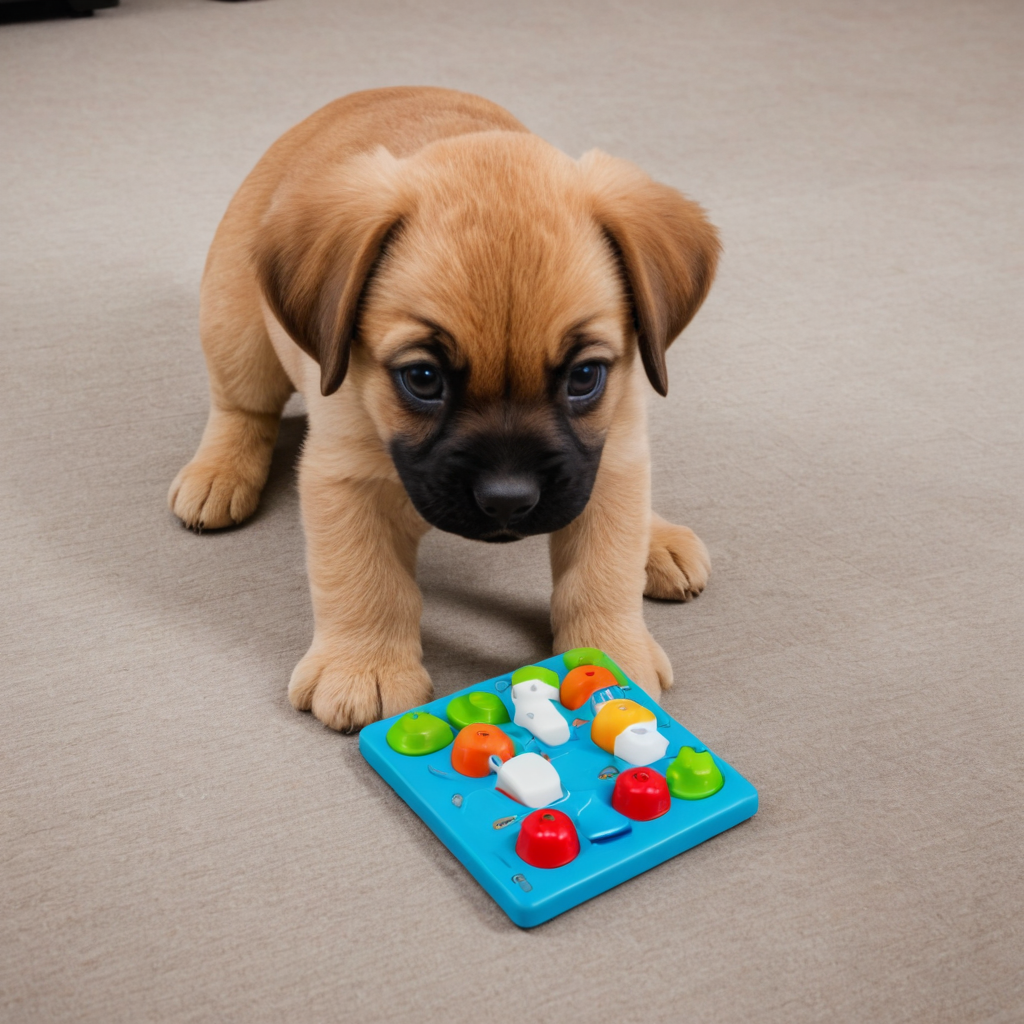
[2, 1, 1022, 1021]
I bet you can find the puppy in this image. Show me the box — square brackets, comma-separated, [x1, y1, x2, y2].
[169, 87, 719, 731]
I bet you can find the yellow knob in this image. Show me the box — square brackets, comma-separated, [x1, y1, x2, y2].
[590, 699, 656, 754]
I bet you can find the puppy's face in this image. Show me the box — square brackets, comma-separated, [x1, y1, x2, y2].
[355, 141, 632, 541]
[256, 132, 719, 541]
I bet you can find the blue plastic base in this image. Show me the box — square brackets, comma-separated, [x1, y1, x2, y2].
[359, 654, 758, 927]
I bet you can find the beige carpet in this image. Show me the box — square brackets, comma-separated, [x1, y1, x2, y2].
[2, 1, 1022, 1020]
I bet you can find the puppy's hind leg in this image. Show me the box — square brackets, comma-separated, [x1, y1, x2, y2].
[169, 261, 293, 530]
[169, 404, 283, 530]
[644, 513, 711, 601]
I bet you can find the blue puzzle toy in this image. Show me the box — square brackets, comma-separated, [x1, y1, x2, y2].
[359, 648, 758, 927]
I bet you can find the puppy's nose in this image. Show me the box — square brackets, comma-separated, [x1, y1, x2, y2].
[473, 475, 540, 527]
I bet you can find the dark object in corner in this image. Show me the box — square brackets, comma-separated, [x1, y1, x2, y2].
[0, 0, 117, 22]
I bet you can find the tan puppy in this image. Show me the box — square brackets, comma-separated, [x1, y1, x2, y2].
[169, 87, 719, 731]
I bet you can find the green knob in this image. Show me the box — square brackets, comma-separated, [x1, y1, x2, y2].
[561, 647, 630, 689]
[510, 665, 560, 690]
[445, 691, 511, 731]
[385, 712, 454, 756]
[667, 747, 725, 800]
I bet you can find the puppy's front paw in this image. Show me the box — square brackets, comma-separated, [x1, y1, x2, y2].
[288, 644, 433, 732]
[168, 458, 263, 530]
[645, 515, 710, 601]
[559, 624, 673, 702]
[617, 630, 673, 701]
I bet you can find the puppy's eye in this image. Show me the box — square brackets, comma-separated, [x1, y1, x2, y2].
[567, 362, 606, 400]
[399, 363, 444, 403]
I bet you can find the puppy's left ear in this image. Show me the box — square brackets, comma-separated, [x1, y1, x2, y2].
[253, 148, 407, 397]
[580, 150, 721, 396]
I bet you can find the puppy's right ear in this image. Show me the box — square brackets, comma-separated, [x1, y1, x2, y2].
[253, 148, 407, 396]
[580, 149, 720, 397]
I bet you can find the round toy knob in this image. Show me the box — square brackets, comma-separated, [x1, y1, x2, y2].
[450, 725, 515, 777]
[559, 664, 618, 710]
[612, 767, 671, 820]
[385, 711, 454, 756]
[589, 698, 656, 755]
[666, 746, 725, 800]
[515, 808, 580, 868]
[445, 691, 511, 731]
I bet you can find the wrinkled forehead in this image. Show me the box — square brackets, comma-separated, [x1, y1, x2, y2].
[366, 142, 629, 400]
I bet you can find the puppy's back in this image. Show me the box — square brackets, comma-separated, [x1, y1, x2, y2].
[238, 87, 528, 217]
[297, 86, 529, 160]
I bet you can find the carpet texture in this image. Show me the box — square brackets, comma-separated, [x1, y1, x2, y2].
[1, 1, 1022, 1021]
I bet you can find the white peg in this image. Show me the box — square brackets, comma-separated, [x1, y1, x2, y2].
[511, 681, 570, 746]
[613, 723, 670, 766]
[490, 752, 563, 808]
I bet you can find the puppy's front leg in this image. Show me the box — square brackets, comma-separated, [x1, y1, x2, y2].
[289, 455, 432, 731]
[549, 426, 673, 701]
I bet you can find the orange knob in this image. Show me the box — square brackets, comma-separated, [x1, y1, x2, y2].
[450, 725, 515, 777]
[589, 698, 656, 755]
[559, 664, 618, 711]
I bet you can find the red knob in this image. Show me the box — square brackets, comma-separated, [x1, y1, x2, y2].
[515, 808, 580, 868]
[612, 767, 671, 821]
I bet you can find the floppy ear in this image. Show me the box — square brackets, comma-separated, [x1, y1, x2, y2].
[580, 150, 720, 396]
[253, 148, 407, 396]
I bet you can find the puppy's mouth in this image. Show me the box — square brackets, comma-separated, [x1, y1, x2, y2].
[389, 425, 604, 543]
[478, 528, 527, 544]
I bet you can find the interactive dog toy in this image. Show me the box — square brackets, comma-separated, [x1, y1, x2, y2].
[360, 649, 757, 927]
